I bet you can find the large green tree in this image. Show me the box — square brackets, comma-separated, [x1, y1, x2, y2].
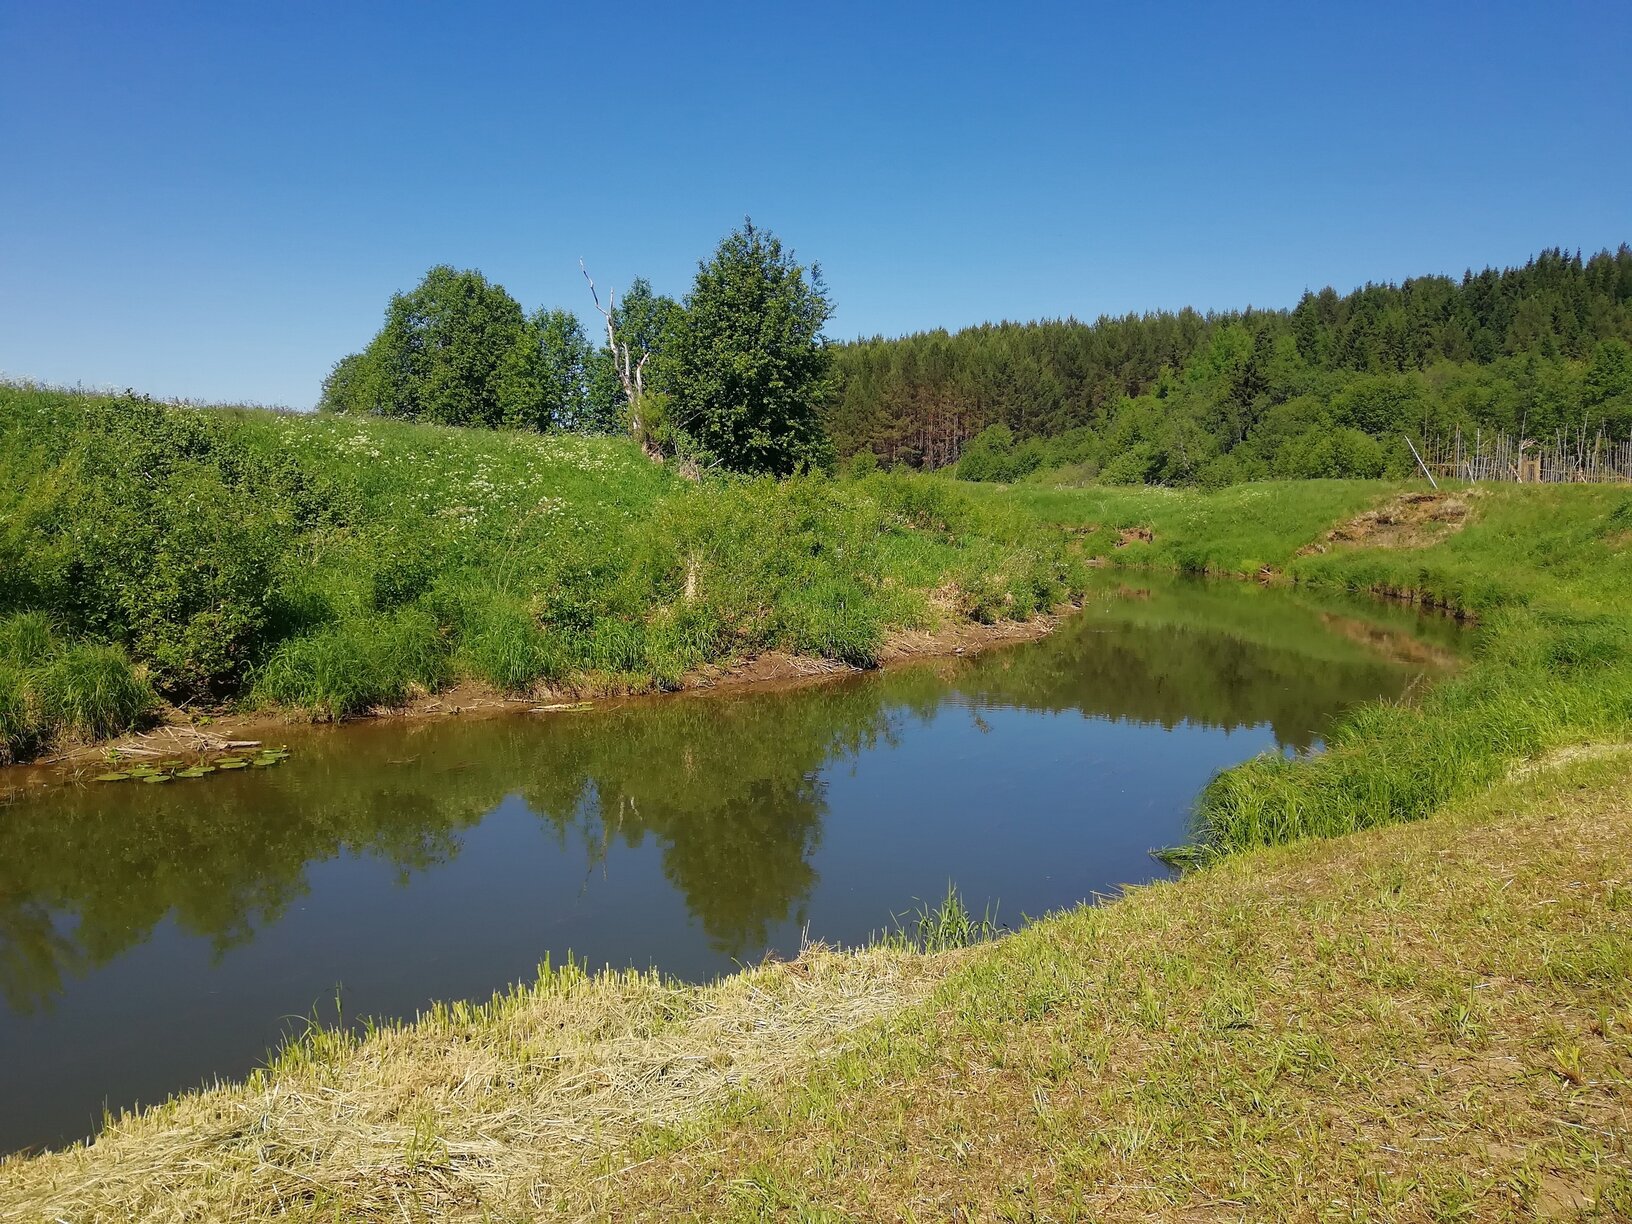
[322, 266, 604, 431]
[667, 221, 834, 475]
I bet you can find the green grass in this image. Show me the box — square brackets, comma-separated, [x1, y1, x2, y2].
[4, 382, 1628, 873]
[0, 384, 1101, 751]
[614, 749, 1632, 1221]
[7, 740, 1626, 1220]
[0, 612, 154, 760]
[986, 477, 1632, 856]
[880, 883, 1003, 954]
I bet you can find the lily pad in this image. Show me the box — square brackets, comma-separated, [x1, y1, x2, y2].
[94, 772, 131, 782]
[142, 774, 173, 784]
[216, 759, 249, 770]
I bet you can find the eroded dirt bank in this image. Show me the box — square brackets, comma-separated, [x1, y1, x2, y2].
[1, 611, 1069, 797]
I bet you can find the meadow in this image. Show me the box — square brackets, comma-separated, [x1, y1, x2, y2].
[983, 479, 1632, 854]
[3, 384, 1631, 1218]
[0, 384, 1088, 761]
[5, 383, 1630, 872]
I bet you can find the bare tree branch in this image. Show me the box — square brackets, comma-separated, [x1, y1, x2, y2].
[581, 259, 662, 463]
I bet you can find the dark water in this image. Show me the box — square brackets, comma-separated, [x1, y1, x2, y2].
[0, 577, 1460, 1154]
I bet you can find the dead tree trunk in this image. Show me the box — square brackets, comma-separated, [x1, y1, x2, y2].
[581, 260, 663, 463]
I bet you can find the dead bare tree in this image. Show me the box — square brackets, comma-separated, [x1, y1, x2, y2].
[580, 259, 662, 462]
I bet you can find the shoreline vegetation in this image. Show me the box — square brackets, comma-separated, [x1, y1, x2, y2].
[0, 382, 1098, 770]
[4, 748, 1626, 1219]
[2, 595, 1069, 790]
[2, 373, 1629, 1216]
[5, 230, 1631, 1213]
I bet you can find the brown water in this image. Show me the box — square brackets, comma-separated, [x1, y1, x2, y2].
[0, 576, 1461, 1154]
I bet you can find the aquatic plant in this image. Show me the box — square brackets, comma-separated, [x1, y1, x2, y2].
[885, 883, 1003, 953]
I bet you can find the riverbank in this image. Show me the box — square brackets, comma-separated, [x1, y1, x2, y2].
[994, 478, 1632, 854]
[5, 742, 1626, 1220]
[5, 386, 1630, 1213]
[0, 385, 1095, 767]
[1, 609, 1069, 799]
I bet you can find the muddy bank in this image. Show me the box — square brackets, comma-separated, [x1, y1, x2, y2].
[1, 611, 1070, 796]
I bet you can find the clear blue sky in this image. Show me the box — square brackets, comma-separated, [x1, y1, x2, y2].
[3, 1, 1628, 408]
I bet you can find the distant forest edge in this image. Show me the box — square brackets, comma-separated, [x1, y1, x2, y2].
[317, 243, 1632, 489]
[831, 246, 1632, 486]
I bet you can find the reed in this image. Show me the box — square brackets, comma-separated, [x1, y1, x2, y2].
[883, 883, 1003, 953]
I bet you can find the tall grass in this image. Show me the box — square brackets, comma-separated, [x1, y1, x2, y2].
[882, 883, 1003, 953]
[0, 612, 153, 759]
[0, 384, 1095, 755]
[252, 609, 452, 720]
[1024, 480, 1632, 855]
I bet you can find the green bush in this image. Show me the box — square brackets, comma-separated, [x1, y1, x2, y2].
[7, 398, 310, 697]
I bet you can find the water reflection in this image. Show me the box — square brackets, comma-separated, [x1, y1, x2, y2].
[0, 576, 1458, 1152]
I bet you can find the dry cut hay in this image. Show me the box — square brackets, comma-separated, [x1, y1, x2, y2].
[0, 943, 950, 1222]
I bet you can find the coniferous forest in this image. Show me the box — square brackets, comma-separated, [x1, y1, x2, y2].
[829, 246, 1632, 485]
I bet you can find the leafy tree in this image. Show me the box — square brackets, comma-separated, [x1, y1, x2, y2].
[589, 276, 684, 443]
[667, 220, 835, 474]
[373, 266, 537, 427]
[610, 278, 683, 384]
[1585, 339, 1632, 433]
[325, 266, 598, 432]
[317, 350, 384, 414]
[525, 308, 600, 432]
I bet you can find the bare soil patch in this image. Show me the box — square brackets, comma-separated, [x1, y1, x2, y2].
[1301, 489, 1475, 554]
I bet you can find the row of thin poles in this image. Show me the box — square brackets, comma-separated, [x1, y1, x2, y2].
[1416, 426, 1632, 483]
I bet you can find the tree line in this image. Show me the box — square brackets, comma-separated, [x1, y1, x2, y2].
[832, 246, 1632, 485]
[322, 241, 1632, 488]
[320, 220, 833, 476]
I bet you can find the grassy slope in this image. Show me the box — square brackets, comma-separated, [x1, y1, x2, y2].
[5, 409, 1631, 1216]
[624, 748, 1632, 1223]
[994, 480, 1632, 855]
[4, 748, 1627, 1221]
[0, 386, 1089, 757]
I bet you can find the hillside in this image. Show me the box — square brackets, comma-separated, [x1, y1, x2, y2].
[0, 384, 1090, 763]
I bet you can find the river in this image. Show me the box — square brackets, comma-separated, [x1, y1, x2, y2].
[0, 575, 1461, 1154]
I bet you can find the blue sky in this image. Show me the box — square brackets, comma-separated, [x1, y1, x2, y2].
[3, 1, 1628, 408]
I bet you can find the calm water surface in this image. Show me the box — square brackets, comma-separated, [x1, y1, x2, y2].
[0, 577, 1460, 1153]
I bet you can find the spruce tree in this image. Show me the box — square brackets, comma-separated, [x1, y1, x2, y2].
[667, 220, 834, 475]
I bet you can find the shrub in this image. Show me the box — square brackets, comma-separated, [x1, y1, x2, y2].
[11, 399, 309, 697]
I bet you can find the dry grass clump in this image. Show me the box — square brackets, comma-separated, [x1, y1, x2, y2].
[0, 946, 949, 1222]
[1302, 488, 1476, 554]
